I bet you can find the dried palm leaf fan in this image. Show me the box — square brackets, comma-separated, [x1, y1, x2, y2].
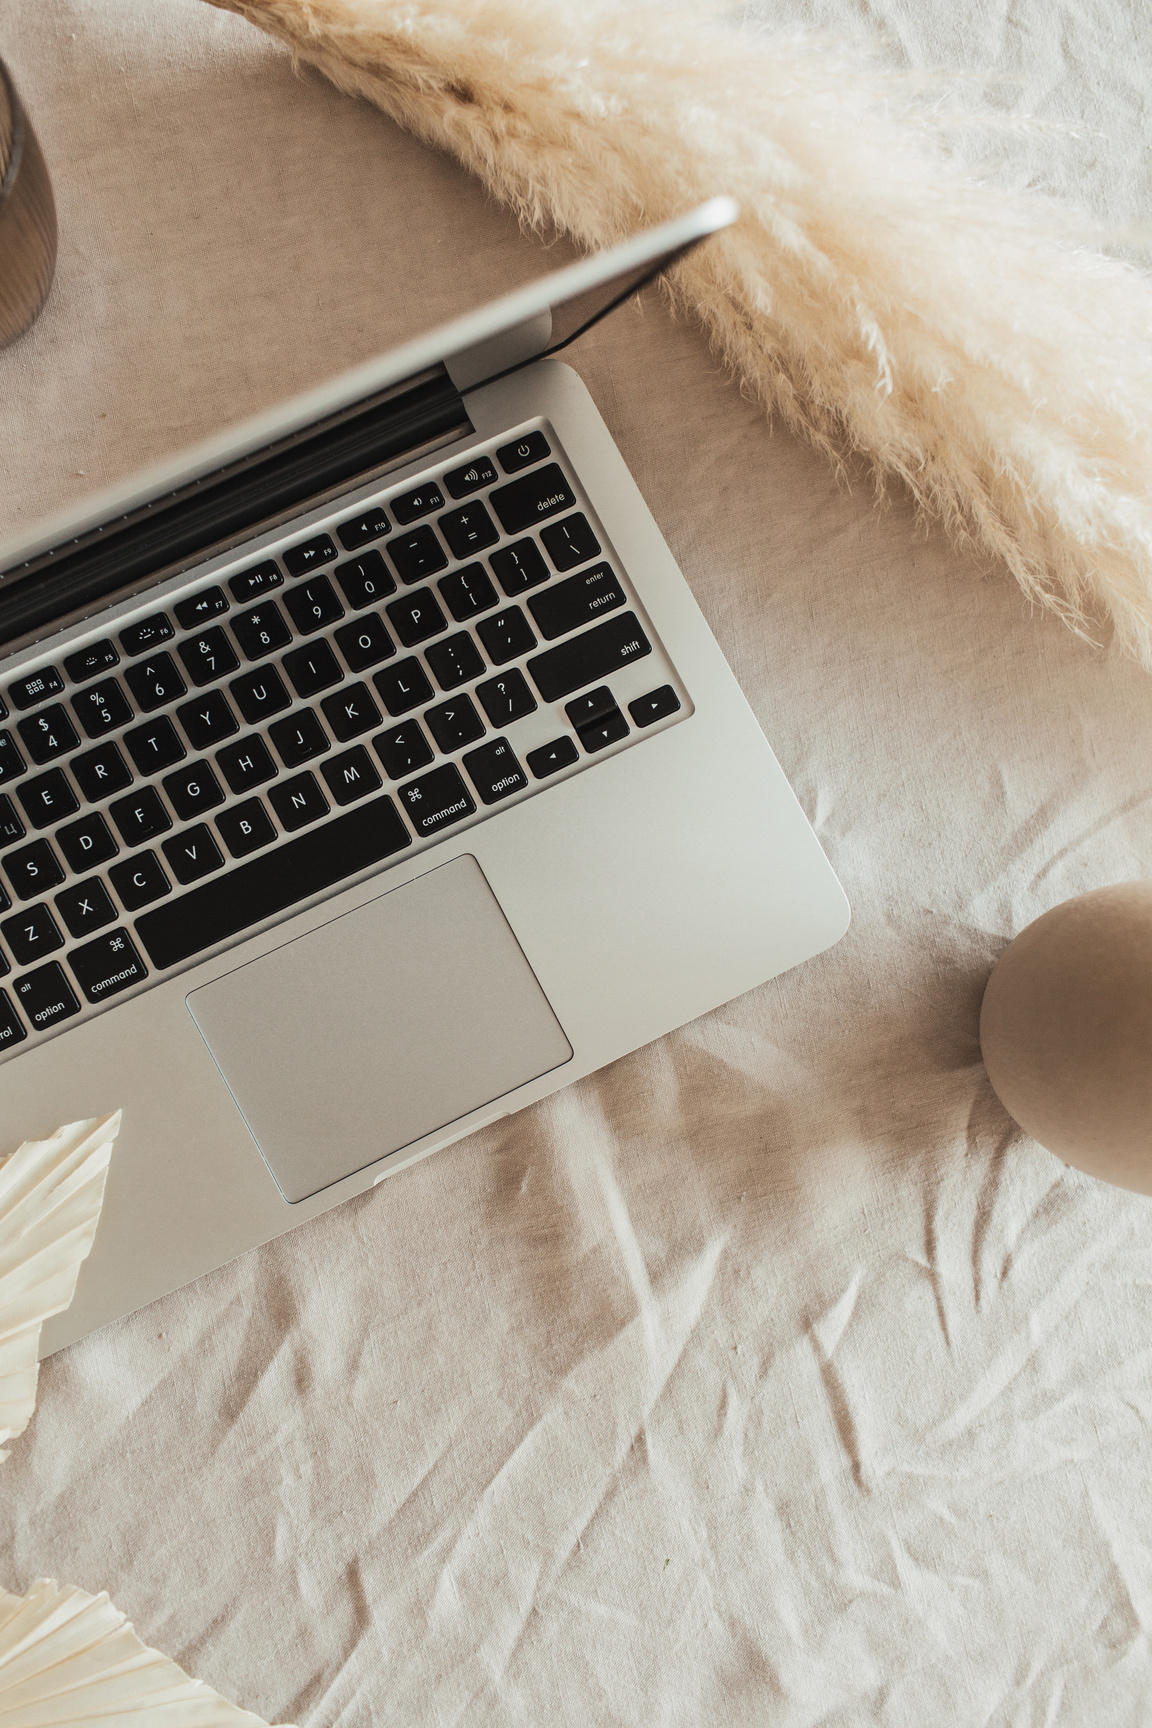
[0, 55, 57, 348]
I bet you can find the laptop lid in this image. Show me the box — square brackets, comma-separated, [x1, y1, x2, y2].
[0, 197, 738, 656]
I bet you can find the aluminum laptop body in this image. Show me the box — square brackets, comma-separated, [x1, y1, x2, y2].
[0, 200, 849, 1352]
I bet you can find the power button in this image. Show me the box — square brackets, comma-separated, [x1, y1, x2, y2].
[496, 429, 551, 474]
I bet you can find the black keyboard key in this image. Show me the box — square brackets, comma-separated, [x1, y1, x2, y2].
[229, 668, 291, 725]
[0, 949, 12, 980]
[0, 733, 26, 784]
[526, 735, 579, 779]
[528, 562, 625, 642]
[68, 928, 148, 1003]
[476, 607, 537, 666]
[283, 534, 338, 578]
[387, 526, 448, 586]
[333, 614, 394, 673]
[462, 737, 528, 805]
[564, 687, 616, 729]
[0, 882, 10, 914]
[9, 667, 64, 709]
[163, 824, 225, 886]
[392, 482, 445, 524]
[13, 961, 79, 1030]
[177, 690, 240, 750]
[178, 627, 239, 688]
[109, 851, 170, 910]
[216, 799, 276, 859]
[71, 678, 134, 738]
[71, 741, 132, 802]
[137, 794, 411, 969]
[119, 614, 174, 656]
[5, 839, 64, 901]
[475, 669, 537, 727]
[334, 550, 396, 610]
[540, 512, 602, 571]
[0, 795, 24, 846]
[282, 639, 344, 698]
[579, 707, 629, 752]
[284, 575, 344, 635]
[490, 464, 575, 535]
[229, 561, 282, 602]
[55, 811, 118, 874]
[496, 430, 550, 474]
[0, 990, 24, 1046]
[231, 601, 292, 661]
[18, 705, 79, 764]
[374, 720, 433, 781]
[336, 506, 390, 552]
[269, 772, 329, 832]
[528, 612, 651, 703]
[425, 632, 485, 692]
[438, 501, 499, 561]
[175, 586, 229, 630]
[124, 716, 186, 776]
[438, 562, 498, 622]
[216, 736, 278, 795]
[163, 761, 226, 822]
[444, 454, 498, 498]
[321, 683, 381, 742]
[490, 538, 549, 597]
[110, 786, 171, 847]
[124, 654, 186, 713]
[321, 746, 382, 807]
[63, 639, 119, 684]
[386, 588, 447, 648]
[629, 685, 682, 727]
[372, 657, 434, 717]
[18, 769, 78, 831]
[55, 877, 118, 938]
[2, 903, 63, 966]
[396, 764, 475, 838]
[269, 709, 330, 769]
[424, 695, 485, 754]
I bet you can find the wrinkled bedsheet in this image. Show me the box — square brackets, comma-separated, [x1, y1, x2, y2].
[2, 2, 1152, 1723]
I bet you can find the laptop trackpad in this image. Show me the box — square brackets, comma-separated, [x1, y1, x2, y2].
[186, 854, 572, 1202]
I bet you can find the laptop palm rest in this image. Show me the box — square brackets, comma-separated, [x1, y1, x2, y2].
[186, 855, 572, 1203]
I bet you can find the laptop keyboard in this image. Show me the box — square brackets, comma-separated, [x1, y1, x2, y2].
[0, 422, 687, 1055]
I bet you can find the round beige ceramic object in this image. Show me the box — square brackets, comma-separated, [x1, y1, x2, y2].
[980, 882, 1152, 1193]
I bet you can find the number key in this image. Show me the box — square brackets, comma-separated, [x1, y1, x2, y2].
[124, 654, 187, 712]
[178, 626, 240, 688]
[17, 704, 79, 764]
[231, 601, 292, 661]
[71, 678, 133, 739]
[284, 575, 344, 635]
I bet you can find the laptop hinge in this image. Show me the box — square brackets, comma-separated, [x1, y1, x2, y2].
[0, 364, 470, 655]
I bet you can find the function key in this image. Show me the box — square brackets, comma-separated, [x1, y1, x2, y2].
[68, 928, 148, 1004]
[12, 961, 79, 1031]
[526, 736, 579, 779]
[9, 666, 64, 710]
[0, 991, 26, 1048]
[334, 550, 396, 611]
[496, 430, 551, 474]
[229, 561, 283, 602]
[174, 586, 230, 631]
[282, 534, 338, 578]
[462, 737, 528, 805]
[0, 795, 24, 847]
[63, 640, 119, 685]
[119, 614, 175, 657]
[443, 455, 498, 499]
[392, 482, 445, 525]
[336, 505, 390, 552]
[490, 464, 576, 536]
[629, 685, 682, 728]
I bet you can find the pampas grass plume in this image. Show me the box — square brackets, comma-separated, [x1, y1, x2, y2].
[207, 0, 1152, 668]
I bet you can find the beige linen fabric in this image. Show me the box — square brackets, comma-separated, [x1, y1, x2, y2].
[1, 2, 1152, 1723]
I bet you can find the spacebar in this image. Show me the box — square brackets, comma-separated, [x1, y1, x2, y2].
[135, 795, 412, 970]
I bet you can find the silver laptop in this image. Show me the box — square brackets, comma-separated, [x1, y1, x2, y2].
[0, 198, 848, 1353]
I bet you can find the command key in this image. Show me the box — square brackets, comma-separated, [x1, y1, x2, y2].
[69, 928, 148, 1004]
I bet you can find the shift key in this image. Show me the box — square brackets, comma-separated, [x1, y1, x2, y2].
[528, 563, 625, 641]
[527, 612, 651, 703]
